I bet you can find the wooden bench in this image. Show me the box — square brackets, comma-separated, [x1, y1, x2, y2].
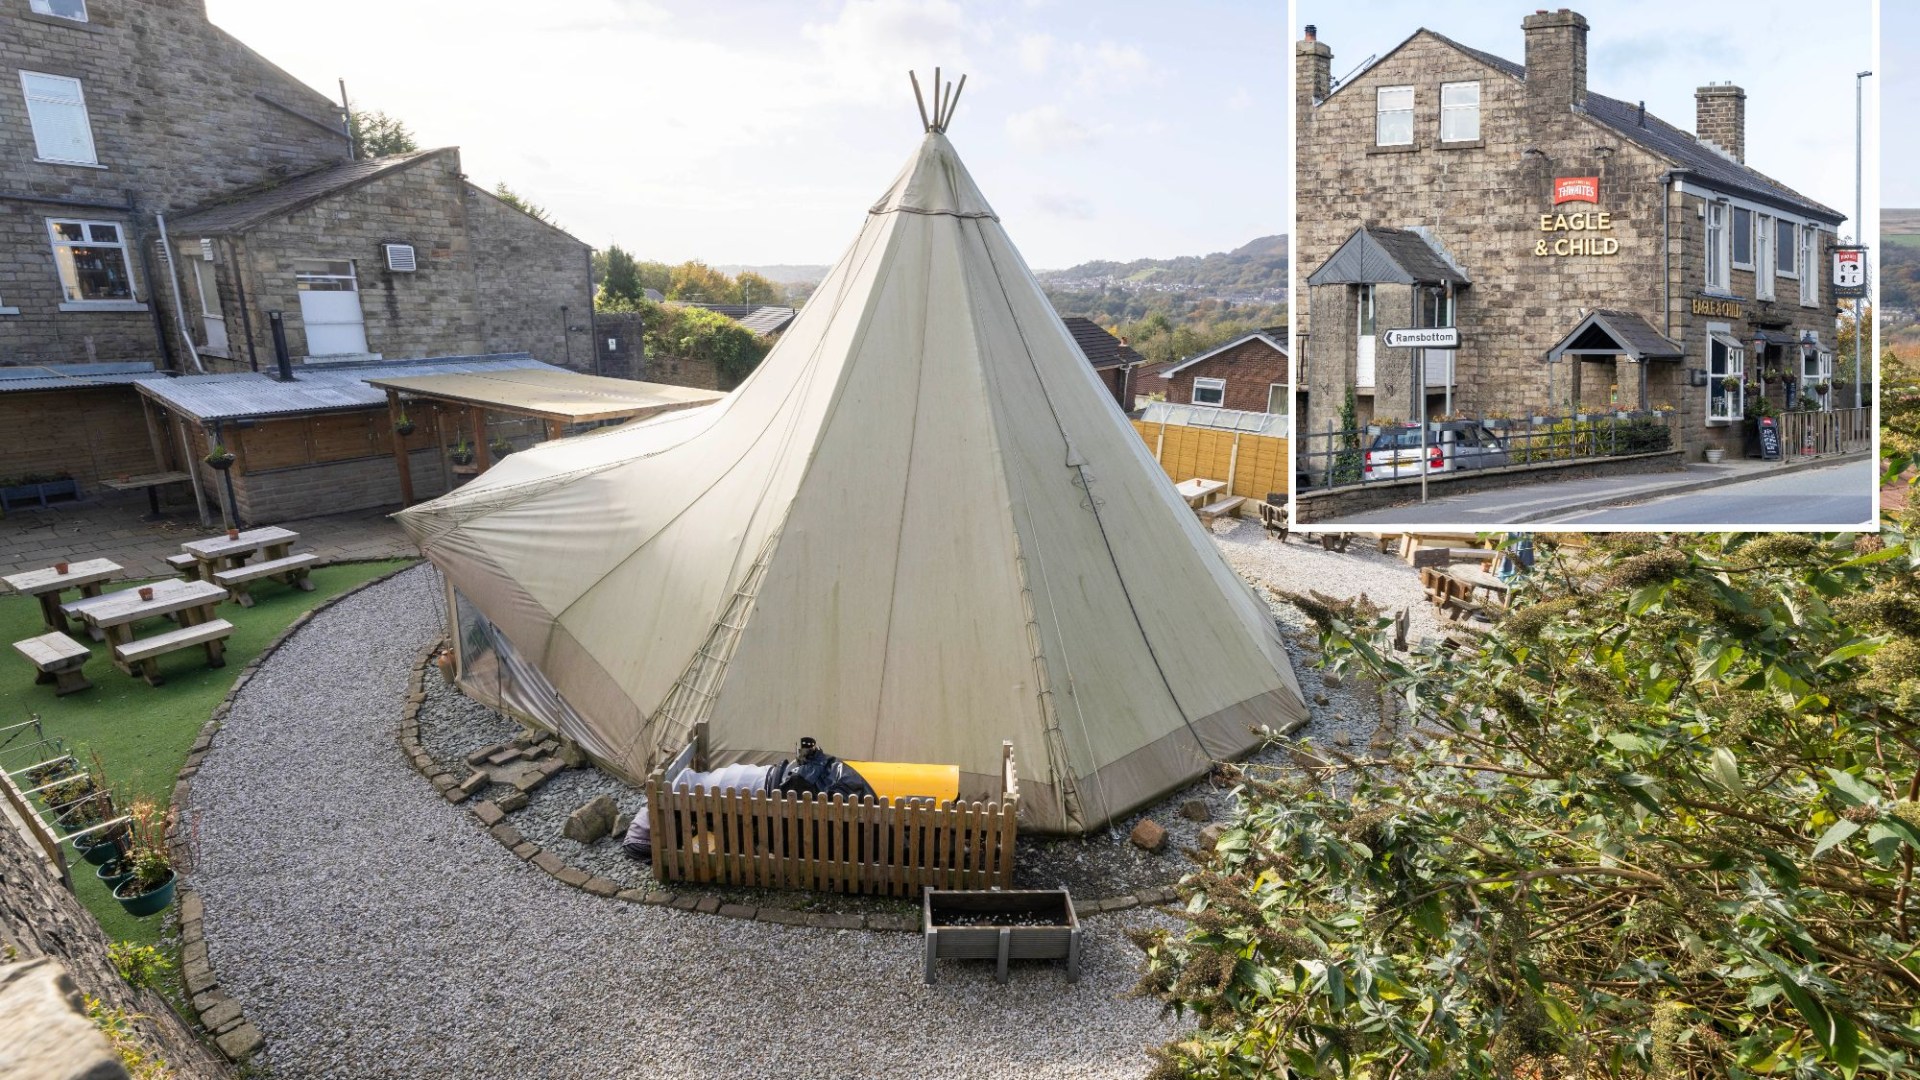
[13, 632, 92, 696]
[113, 619, 233, 686]
[56, 592, 120, 642]
[213, 553, 317, 607]
[166, 553, 202, 581]
[1258, 499, 1288, 541]
[1196, 496, 1245, 519]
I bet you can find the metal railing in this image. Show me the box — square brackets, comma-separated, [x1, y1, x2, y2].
[1296, 412, 1676, 491]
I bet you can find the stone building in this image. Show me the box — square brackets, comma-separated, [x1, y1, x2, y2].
[1149, 330, 1289, 415]
[1, 0, 592, 374]
[1295, 10, 1847, 460]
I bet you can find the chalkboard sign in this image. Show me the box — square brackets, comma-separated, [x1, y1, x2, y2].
[1757, 416, 1782, 461]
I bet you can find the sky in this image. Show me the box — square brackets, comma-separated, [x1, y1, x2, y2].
[1886, 2, 1915, 208]
[1295, 0, 1880, 242]
[204, 0, 1286, 271]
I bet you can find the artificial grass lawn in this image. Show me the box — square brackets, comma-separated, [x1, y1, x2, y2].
[5, 559, 415, 947]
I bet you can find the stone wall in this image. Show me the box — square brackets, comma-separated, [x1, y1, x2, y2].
[0, 0, 348, 367]
[1296, 449, 1685, 523]
[1157, 337, 1287, 413]
[0, 804, 229, 1078]
[466, 185, 594, 372]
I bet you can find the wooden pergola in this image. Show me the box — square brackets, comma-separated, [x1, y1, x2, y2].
[363, 369, 723, 505]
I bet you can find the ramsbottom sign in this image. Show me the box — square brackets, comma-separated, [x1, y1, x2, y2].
[1554, 176, 1599, 204]
[1383, 327, 1460, 349]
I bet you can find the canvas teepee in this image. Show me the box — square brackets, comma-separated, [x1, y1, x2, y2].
[398, 77, 1306, 835]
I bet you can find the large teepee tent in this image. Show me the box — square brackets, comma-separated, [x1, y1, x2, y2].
[398, 77, 1306, 835]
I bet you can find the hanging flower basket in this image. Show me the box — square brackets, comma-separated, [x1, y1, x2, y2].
[204, 445, 236, 471]
[395, 416, 416, 437]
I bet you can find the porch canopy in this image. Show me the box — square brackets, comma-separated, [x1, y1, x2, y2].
[1306, 226, 1471, 287]
[1544, 308, 1683, 410]
[363, 368, 722, 502]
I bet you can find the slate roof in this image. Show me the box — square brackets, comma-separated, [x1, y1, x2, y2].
[1417, 30, 1842, 223]
[1062, 316, 1145, 371]
[170, 148, 454, 235]
[1307, 227, 1471, 287]
[135, 353, 553, 423]
[1548, 309, 1683, 361]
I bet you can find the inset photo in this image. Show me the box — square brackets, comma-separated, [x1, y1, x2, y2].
[1291, 2, 1877, 528]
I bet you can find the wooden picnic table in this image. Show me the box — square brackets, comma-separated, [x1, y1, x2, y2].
[3, 559, 123, 636]
[1174, 478, 1226, 508]
[101, 471, 193, 519]
[180, 526, 299, 579]
[1446, 565, 1512, 607]
[68, 580, 227, 677]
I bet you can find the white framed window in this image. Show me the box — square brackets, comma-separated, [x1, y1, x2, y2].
[1266, 383, 1287, 416]
[20, 72, 98, 165]
[1732, 207, 1753, 269]
[1776, 220, 1798, 278]
[1755, 215, 1774, 301]
[294, 260, 359, 291]
[1192, 377, 1226, 408]
[29, 0, 88, 20]
[47, 219, 137, 304]
[1439, 81, 1479, 142]
[1800, 227, 1819, 307]
[1376, 86, 1414, 146]
[1704, 202, 1729, 293]
[1707, 328, 1744, 423]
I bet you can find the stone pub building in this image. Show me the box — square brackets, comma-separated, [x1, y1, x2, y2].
[1294, 9, 1848, 461]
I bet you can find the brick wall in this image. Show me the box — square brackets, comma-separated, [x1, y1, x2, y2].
[0, 386, 162, 488]
[0, 0, 348, 367]
[466, 185, 594, 372]
[1156, 337, 1287, 413]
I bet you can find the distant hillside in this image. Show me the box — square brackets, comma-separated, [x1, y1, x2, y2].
[716, 264, 831, 285]
[1883, 209, 1918, 320]
[1036, 234, 1286, 298]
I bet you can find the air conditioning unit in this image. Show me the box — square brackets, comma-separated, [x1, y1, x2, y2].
[384, 243, 417, 272]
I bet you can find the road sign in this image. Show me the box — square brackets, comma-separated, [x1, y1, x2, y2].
[1833, 246, 1867, 298]
[1383, 327, 1460, 349]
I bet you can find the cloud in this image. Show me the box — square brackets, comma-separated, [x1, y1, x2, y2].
[801, 0, 983, 99]
[1034, 192, 1095, 220]
[1017, 33, 1052, 74]
[1005, 104, 1109, 150]
[522, 0, 670, 33]
[1066, 40, 1152, 91]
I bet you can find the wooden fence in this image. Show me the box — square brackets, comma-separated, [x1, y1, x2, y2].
[1775, 407, 1872, 459]
[643, 725, 1019, 897]
[1131, 420, 1290, 511]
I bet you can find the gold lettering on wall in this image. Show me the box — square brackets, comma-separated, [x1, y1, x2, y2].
[1691, 297, 1744, 318]
[1534, 211, 1621, 257]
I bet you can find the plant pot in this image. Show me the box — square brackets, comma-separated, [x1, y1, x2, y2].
[451, 452, 474, 467]
[96, 857, 135, 889]
[395, 420, 415, 437]
[1705, 448, 1725, 464]
[226, 528, 240, 540]
[138, 586, 155, 601]
[78, 831, 126, 865]
[54, 561, 69, 574]
[113, 869, 176, 917]
[434, 649, 457, 685]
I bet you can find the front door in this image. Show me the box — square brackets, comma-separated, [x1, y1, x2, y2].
[295, 259, 369, 357]
[190, 256, 227, 354]
[1355, 284, 1376, 387]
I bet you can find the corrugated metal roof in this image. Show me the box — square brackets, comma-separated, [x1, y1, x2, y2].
[686, 303, 798, 336]
[170, 148, 453, 235]
[1307, 227, 1470, 287]
[135, 354, 554, 423]
[0, 362, 161, 393]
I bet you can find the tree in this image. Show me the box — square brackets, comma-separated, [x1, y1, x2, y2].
[667, 260, 738, 304]
[493, 182, 557, 228]
[600, 244, 643, 306]
[1135, 528, 1920, 1079]
[349, 108, 418, 159]
[734, 271, 781, 308]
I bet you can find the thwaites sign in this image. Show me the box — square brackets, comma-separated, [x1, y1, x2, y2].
[1553, 176, 1599, 204]
[1833, 247, 1867, 298]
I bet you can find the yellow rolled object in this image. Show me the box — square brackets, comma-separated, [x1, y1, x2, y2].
[844, 760, 961, 805]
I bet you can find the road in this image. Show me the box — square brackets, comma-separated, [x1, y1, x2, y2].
[1557, 458, 1875, 526]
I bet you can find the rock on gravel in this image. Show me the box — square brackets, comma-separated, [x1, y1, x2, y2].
[184, 565, 1184, 1080]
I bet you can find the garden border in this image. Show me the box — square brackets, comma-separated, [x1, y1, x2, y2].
[166, 558, 419, 1066]
[396, 640, 1183, 932]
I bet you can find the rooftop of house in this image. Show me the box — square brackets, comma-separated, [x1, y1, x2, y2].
[684, 304, 798, 336]
[1061, 316, 1146, 371]
[169, 149, 454, 235]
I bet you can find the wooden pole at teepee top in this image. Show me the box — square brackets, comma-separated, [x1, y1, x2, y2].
[944, 74, 966, 130]
[909, 70, 931, 131]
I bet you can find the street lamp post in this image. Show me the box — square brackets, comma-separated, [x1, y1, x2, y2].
[1855, 69, 1871, 411]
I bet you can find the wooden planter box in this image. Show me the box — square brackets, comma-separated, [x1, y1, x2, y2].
[643, 723, 1019, 898]
[0, 478, 79, 511]
[923, 887, 1081, 984]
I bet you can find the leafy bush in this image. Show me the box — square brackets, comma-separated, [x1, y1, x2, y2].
[594, 297, 771, 388]
[108, 942, 173, 990]
[1135, 530, 1920, 1079]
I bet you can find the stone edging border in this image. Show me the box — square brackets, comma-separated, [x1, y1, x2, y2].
[167, 558, 420, 1066]
[396, 640, 1182, 933]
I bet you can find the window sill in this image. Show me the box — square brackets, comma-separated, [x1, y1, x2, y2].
[22, 11, 101, 31]
[1367, 143, 1420, 155]
[1436, 139, 1484, 150]
[1700, 288, 1740, 300]
[59, 300, 147, 313]
[1190, 402, 1225, 409]
[0, 307, 19, 316]
[36, 158, 107, 170]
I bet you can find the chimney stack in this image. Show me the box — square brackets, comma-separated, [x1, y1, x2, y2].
[1297, 25, 1332, 115]
[1522, 8, 1589, 116]
[1695, 83, 1746, 163]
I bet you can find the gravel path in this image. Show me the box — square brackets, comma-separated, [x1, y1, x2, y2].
[186, 566, 1184, 1080]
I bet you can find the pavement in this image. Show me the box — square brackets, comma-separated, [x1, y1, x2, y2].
[1316, 452, 1875, 529]
[0, 491, 415, 582]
